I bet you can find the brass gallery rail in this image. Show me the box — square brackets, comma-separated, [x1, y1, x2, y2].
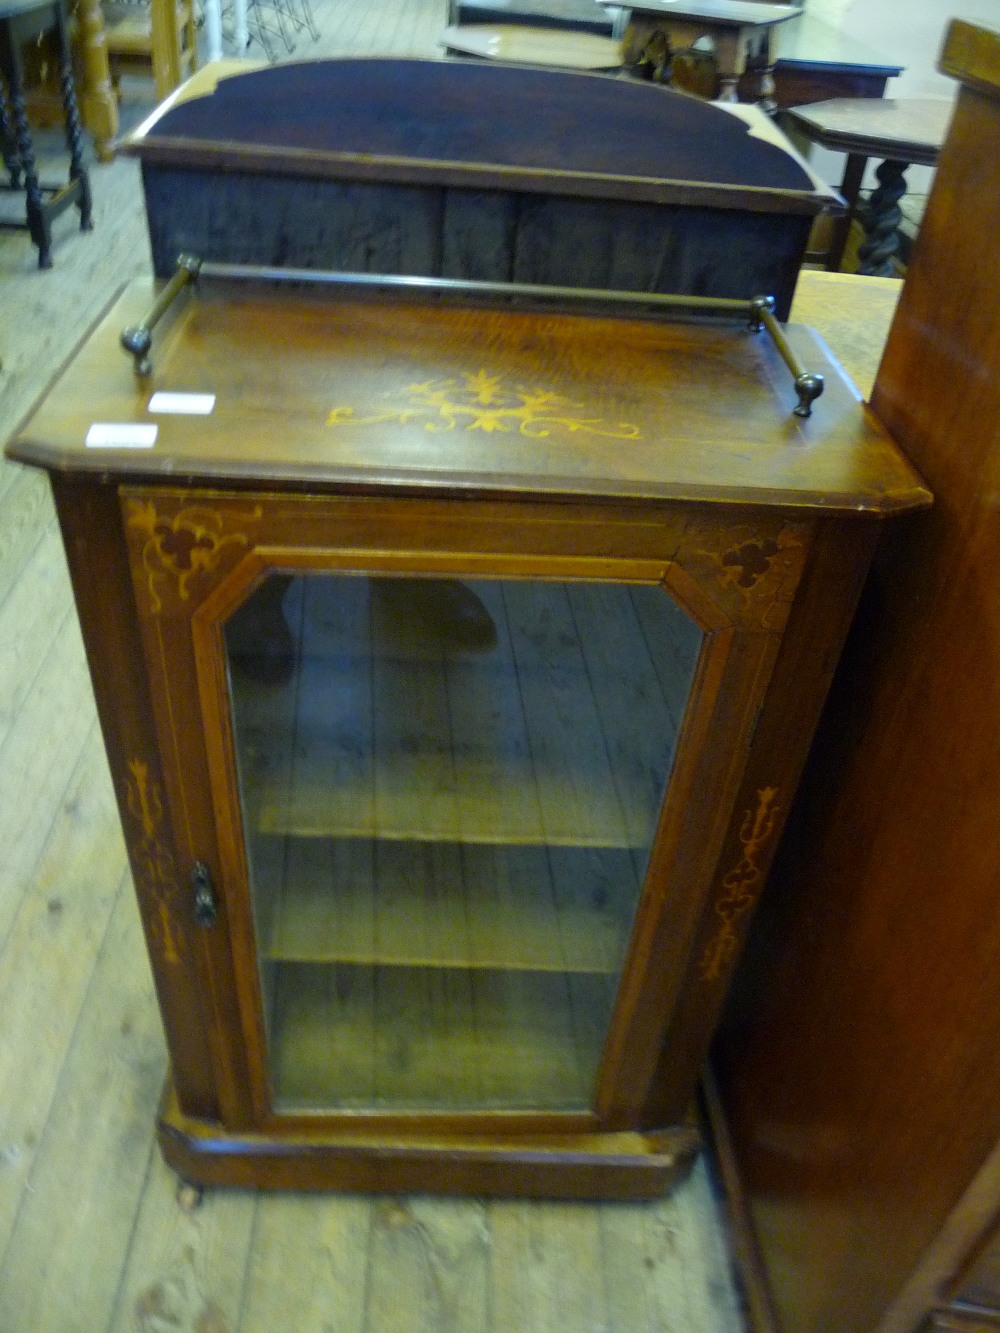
[120, 254, 826, 418]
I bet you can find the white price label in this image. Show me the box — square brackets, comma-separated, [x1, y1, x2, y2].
[85, 423, 159, 449]
[147, 391, 216, 415]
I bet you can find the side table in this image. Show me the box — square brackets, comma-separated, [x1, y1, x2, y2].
[605, 0, 799, 106]
[786, 96, 951, 275]
[759, 11, 903, 108]
[0, 0, 93, 267]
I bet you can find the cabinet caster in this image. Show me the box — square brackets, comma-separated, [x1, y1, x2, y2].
[176, 1180, 204, 1213]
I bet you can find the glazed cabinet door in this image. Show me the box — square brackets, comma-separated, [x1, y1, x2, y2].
[219, 567, 703, 1116]
[121, 486, 812, 1134]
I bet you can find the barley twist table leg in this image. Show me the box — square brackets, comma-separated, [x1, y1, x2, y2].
[60, 55, 92, 227]
[7, 65, 52, 265]
[0, 73, 22, 186]
[857, 158, 907, 277]
[54, 1, 93, 230]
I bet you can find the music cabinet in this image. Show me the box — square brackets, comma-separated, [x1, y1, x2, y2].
[6, 261, 929, 1198]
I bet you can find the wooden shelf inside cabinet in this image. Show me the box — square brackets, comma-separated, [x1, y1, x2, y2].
[252, 835, 638, 974]
[269, 961, 614, 1112]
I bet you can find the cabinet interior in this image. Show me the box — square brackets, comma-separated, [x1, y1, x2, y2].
[224, 572, 703, 1112]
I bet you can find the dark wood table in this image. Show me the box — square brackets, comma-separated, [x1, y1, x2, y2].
[787, 96, 952, 274]
[0, 0, 92, 266]
[763, 10, 903, 107]
[450, 2, 905, 110]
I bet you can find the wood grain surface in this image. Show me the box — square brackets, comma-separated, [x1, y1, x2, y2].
[713, 20, 1000, 1333]
[9, 278, 929, 515]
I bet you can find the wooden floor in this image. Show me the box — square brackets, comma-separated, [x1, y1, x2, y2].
[0, 3, 748, 1329]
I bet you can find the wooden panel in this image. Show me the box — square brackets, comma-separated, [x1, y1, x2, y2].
[712, 22, 1000, 1333]
[506, 195, 810, 317]
[138, 164, 812, 308]
[269, 962, 610, 1111]
[141, 168, 446, 278]
[743, 68, 893, 107]
[440, 188, 520, 281]
[49, 475, 223, 1120]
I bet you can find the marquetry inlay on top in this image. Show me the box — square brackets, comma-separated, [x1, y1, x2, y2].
[9, 281, 929, 518]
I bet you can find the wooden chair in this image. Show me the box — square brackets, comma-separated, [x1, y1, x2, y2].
[101, 0, 197, 101]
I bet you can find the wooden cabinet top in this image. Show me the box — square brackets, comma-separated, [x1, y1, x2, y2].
[120, 58, 837, 214]
[9, 279, 929, 517]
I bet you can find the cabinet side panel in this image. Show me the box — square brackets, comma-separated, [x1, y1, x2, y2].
[657, 517, 878, 1125]
[49, 474, 218, 1120]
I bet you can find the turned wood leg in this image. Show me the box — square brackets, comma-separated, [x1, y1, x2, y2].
[857, 158, 908, 277]
[4, 53, 52, 267]
[74, 0, 118, 163]
[0, 75, 22, 187]
[753, 60, 778, 116]
[713, 32, 742, 103]
[828, 152, 867, 273]
[623, 21, 667, 81]
[60, 56, 93, 229]
[56, 6, 93, 231]
[716, 73, 739, 102]
[746, 32, 778, 114]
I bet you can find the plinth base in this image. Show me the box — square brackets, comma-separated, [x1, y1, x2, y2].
[157, 1082, 699, 1199]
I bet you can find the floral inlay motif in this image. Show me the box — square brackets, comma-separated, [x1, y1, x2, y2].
[701, 786, 780, 982]
[127, 500, 261, 613]
[682, 520, 810, 630]
[126, 758, 181, 965]
[327, 370, 642, 441]
[720, 539, 783, 590]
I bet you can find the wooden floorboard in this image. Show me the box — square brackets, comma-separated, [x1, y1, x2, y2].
[0, 1, 746, 1325]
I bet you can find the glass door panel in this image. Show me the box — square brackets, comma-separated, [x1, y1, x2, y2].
[223, 573, 703, 1113]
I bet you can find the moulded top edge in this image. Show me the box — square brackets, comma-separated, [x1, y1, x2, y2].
[6, 280, 931, 520]
[118, 57, 840, 215]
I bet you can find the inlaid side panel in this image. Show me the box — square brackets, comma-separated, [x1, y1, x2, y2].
[49, 475, 220, 1120]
